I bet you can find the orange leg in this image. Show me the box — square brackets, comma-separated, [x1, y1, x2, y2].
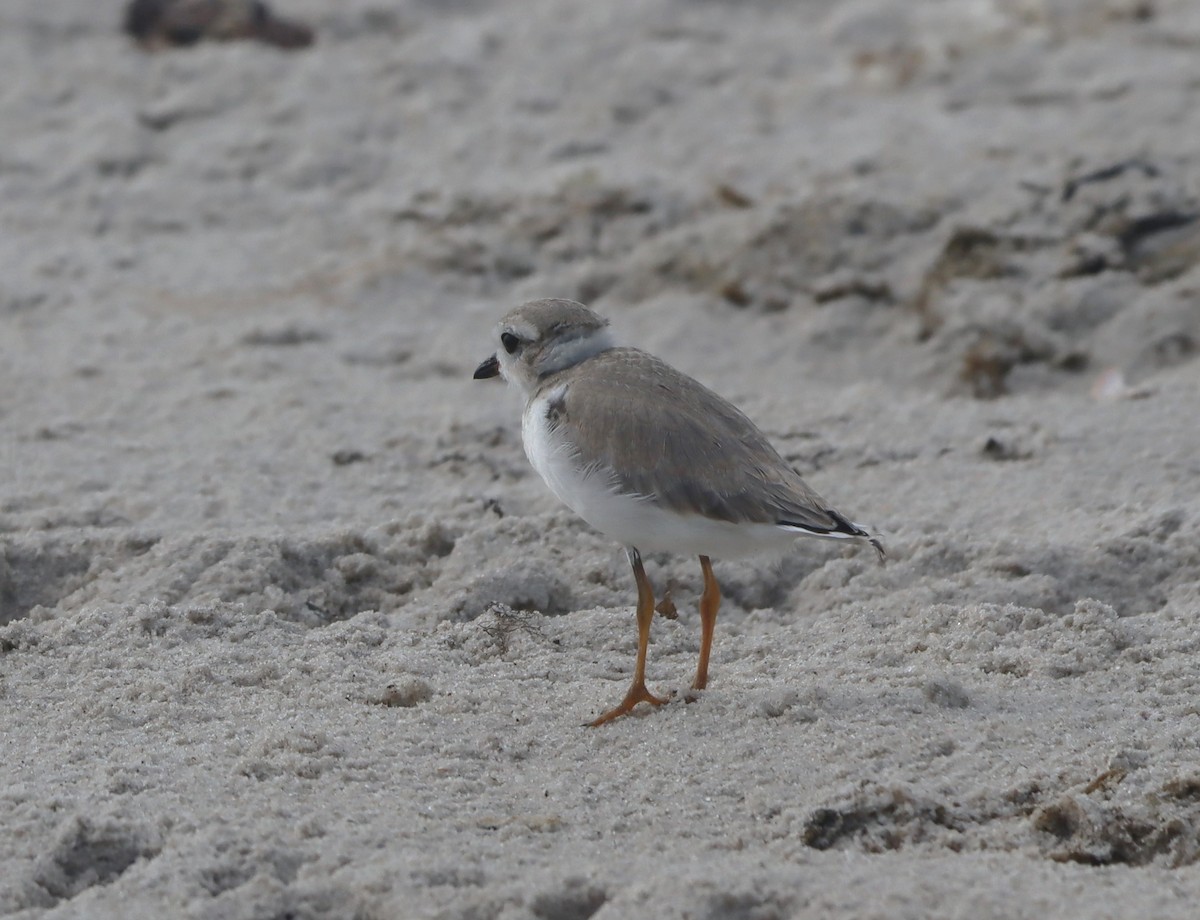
[692, 555, 721, 691]
[590, 548, 668, 726]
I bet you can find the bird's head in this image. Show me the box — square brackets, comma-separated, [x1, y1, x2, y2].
[473, 299, 615, 396]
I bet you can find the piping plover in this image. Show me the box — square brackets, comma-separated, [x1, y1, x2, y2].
[474, 299, 883, 726]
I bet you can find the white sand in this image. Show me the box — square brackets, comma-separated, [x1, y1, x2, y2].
[3, 1, 1200, 916]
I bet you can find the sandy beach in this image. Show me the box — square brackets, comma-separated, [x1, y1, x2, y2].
[3, 1, 1200, 916]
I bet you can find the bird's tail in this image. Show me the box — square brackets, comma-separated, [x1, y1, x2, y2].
[779, 508, 885, 563]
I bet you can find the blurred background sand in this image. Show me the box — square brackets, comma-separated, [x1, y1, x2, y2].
[2, 1, 1200, 917]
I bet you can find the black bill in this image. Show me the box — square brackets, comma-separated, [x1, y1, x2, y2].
[473, 354, 500, 379]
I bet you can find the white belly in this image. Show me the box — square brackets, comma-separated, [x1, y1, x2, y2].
[522, 389, 797, 559]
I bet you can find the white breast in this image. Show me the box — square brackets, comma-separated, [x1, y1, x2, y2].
[521, 385, 798, 560]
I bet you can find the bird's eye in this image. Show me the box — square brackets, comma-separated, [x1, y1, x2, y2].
[501, 332, 520, 354]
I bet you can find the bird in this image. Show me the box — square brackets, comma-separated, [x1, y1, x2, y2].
[473, 299, 883, 726]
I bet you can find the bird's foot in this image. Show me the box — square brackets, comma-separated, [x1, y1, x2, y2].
[588, 681, 669, 727]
